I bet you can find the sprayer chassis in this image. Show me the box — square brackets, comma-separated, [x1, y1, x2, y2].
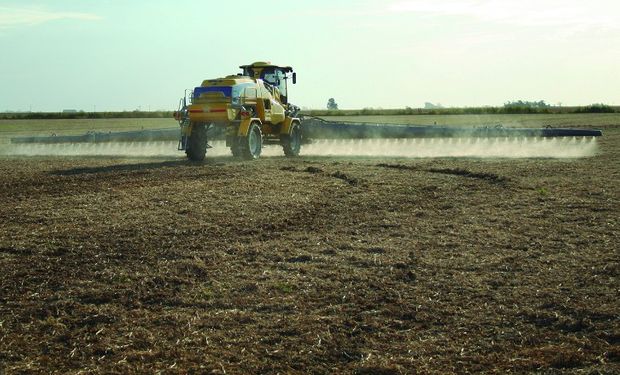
[178, 115, 302, 161]
[175, 63, 302, 160]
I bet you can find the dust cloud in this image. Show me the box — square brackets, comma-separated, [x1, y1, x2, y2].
[0, 137, 598, 159]
[0, 141, 181, 157]
[299, 137, 599, 158]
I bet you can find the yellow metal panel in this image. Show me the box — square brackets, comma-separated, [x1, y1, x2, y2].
[280, 118, 300, 135]
[237, 118, 260, 136]
[270, 100, 286, 125]
[256, 98, 266, 122]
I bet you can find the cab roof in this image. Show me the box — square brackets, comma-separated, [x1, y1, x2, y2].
[239, 61, 293, 72]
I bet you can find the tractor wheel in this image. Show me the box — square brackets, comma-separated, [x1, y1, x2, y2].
[186, 123, 208, 161]
[229, 137, 242, 157]
[281, 122, 302, 157]
[240, 122, 263, 159]
[231, 145, 242, 157]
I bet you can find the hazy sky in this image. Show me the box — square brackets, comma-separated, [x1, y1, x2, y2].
[1, 0, 619, 111]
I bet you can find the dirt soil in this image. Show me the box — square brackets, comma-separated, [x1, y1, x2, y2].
[1, 131, 618, 374]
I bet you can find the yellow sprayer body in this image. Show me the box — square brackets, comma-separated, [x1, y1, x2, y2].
[178, 62, 301, 160]
[187, 76, 287, 128]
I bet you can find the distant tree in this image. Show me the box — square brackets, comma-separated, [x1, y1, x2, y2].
[327, 98, 339, 110]
[504, 100, 550, 109]
[503, 100, 551, 113]
[424, 102, 444, 109]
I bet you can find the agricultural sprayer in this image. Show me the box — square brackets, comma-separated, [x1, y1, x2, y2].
[9, 62, 602, 158]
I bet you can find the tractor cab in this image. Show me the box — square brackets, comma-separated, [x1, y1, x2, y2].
[240, 62, 296, 104]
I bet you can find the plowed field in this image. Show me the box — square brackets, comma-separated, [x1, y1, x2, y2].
[1, 122, 618, 374]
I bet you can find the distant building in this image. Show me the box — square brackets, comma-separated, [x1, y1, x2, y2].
[62, 109, 78, 113]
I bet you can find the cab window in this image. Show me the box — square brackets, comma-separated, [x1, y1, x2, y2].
[261, 69, 287, 97]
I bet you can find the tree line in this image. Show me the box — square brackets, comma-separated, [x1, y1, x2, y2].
[307, 101, 617, 117]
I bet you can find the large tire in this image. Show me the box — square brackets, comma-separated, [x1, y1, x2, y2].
[239, 122, 263, 159]
[186, 123, 208, 161]
[281, 122, 302, 157]
[230, 137, 242, 157]
[231, 145, 242, 157]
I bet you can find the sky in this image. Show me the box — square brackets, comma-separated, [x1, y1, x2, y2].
[0, 0, 619, 111]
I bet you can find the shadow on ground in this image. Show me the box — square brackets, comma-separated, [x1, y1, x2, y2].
[49, 157, 236, 176]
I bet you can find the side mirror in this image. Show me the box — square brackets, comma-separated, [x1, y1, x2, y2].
[292, 72, 297, 84]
